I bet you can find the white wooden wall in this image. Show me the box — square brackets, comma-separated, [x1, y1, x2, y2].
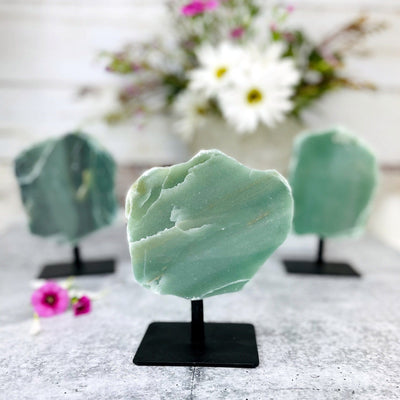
[0, 0, 399, 164]
[0, 0, 399, 247]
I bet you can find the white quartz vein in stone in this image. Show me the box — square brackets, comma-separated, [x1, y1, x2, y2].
[129, 222, 214, 247]
[140, 155, 214, 220]
[17, 141, 56, 185]
[201, 279, 250, 298]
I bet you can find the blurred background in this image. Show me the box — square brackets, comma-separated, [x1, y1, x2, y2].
[0, 0, 399, 249]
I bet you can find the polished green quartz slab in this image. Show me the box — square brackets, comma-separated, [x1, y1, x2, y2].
[15, 132, 118, 244]
[126, 150, 293, 299]
[290, 127, 378, 237]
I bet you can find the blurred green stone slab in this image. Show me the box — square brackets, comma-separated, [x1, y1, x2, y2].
[15, 132, 118, 244]
[290, 127, 378, 237]
[126, 150, 293, 299]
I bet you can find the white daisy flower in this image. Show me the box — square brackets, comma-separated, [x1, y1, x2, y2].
[248, 43, 300, 86]
[173, 90, 210, 140]
[247, 42, 285, 66]
[218, 60, 300, 133]
[189, 42, 245, 97]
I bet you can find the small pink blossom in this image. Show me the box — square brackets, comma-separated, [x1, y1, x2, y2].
[286, 4, 295, 13]
[181, 0, 219, 17]
[73, 296, 91, 316]
[124, 85, 139, 97]
[269, 22, 278, 32]
[283, 32, 295, 42]
[130, 63, 141, 72]
[31, 282, 69, 318]
[230, 26, 245, 39]
[323, 52, 341, 68]
[203, 0, 218, 11]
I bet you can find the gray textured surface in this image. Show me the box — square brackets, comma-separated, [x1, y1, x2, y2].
[1, 223, 400, 399]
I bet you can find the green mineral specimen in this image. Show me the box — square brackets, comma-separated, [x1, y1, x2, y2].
[126, 150, 293, 299]
[15, 132, 118, 244]
[290, 127, 378, 237]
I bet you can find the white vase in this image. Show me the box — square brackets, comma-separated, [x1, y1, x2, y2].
[188, 116, 306, 175]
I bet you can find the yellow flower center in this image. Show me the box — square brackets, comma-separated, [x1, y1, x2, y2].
[196, 106, 206, 115]
[246, 88, 263, 105]
[45, 295, 56, 305]
[215, 66, 228, 79]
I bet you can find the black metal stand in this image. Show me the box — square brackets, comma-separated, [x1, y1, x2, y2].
[133, 300, 259, 368]
[283, 237, 360, 277]
[191, 299, 205, 349]
[38, 245, 115, 279]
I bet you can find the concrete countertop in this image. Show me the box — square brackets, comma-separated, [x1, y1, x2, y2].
[1, 224, 400, 399]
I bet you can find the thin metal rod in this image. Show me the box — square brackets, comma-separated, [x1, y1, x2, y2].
[191, 300, 205, 347]
[73, 245, 83, 275]
[316, 237, 325, 265]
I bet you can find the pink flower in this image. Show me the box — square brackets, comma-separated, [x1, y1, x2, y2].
[283, 32, 295, 42]
[181, 0, 218, 17]
[230, 26, 245, 39]
[73, 296, 91, 316]
[130, 63, 141, 72]
[203, 0, 218, 11]
[321, 51, 341, 68]
[286, 4, 295, 13]
[31, 282, 69, 318]
[269, 22, 278, 32]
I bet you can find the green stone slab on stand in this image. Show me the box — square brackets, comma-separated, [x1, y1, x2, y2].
[284, 127, 378, 277]
[126, 149, 293, 368]
[126, 149, 293, 300]
[15, 132, 118, 278]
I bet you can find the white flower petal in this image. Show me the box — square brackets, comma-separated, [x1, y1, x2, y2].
[173, 90, 209, 140]
[189, 42, 247, 97]
[29, 315, 41, 336]
[218, 56, 299, 133]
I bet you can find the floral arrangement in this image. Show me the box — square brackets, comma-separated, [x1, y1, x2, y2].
[29, 279, 99, 335]
[102, 0, 384, 138]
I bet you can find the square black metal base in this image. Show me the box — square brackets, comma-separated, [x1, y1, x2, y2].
[38, 259, 115, 279]
[284, 260, 360, 277]
[133, 322, 259, 368]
